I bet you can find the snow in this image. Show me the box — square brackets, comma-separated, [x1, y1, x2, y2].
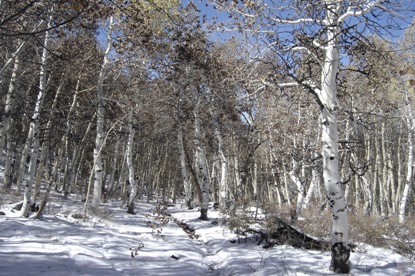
[0, 195, 414, 276]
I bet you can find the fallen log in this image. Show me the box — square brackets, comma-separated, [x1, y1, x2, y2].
[232, 217, 331, 251]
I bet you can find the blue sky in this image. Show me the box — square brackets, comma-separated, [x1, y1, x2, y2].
[180, 0, 233, 41]
[97, 1, 414, 53]
[180, 0, 414, 43]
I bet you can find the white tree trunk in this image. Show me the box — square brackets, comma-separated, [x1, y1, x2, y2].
[380, 121, 389, 217]
[319, 2, 350, 272]
[373, 125, 380, 215]
[289, 156, 304, 222]
[204, 89, 228, 208]
[303, 152, 320, 209]
[32, 75, 64, 204]
[107, 137, 120, 194]
[399, 120, 413, 223]
[35, 164, 52, 219]
[0, 46, 19, 162]
[2, 51, 20, 189]
[20, 16, 52, 217]
[118, 149, 127, 198]
[387, 150, 395, 214]
[215, 121, 227, 209]
[271, 167, 282, 208]
[395, 123, 403, 213]
[177, 118, 192, 208]
[92, 16, 113, 206]
[234, 144, 242, 200]
[193, 90, 210, 220]
[267, 139, 282, 208]
[399, 87, 414, 223]
[126, 120, 137, 214]
[61, 73, 82, 196]
[0, 20, 44, 81]
[83, 119, 119, 220]
[282, 162, 292, 206]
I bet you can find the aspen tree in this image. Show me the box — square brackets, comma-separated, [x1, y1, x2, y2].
[126, 118, 138, 214]
[398, 69, 415, 223]
[2, 52, 20, 189]
[177, 107, 193, 208]
[21, 13, 53, 217]
[92, 15, 113, 206]
[398, 25, 415, 223]
[212, 0, 413, 272]
[193, 87, 211, 220]
[204, 88, 228, 210]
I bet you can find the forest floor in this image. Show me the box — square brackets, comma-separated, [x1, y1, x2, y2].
[0, 192, 414, 276]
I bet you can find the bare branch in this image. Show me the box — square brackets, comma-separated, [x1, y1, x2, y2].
[338, 0, 383, 23]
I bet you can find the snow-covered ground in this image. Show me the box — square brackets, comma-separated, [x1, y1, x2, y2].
[0, 195, 414, 276]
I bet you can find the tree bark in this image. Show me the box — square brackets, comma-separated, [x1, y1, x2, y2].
[319, 2, 350, 272]
[92, 16, 113, 206]
[32, 74, 64, 204]
[126, 120, 137, 214]
[20, 16, 52, 217]
[177, 119, 192, 208]
[399, 83, 414, 223]
[107, 136, 120, 195]
[193, 89, 210, 220]
[210, 104, 228, 210]
[289, 154, 305, 222]
[2, 51, 20, 189]
[304, 151, 320, 209]
[380, 120, 389, 217]
[0, 19, 44, 81]
[61, 72, 82, 197]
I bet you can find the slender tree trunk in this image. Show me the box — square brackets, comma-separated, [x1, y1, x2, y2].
[0, 39, 28, 81]
[70, 114, 96, 199]
[118, 149, 127, 198]
[83, 120, 119, 221]
[271, 167, 282, 208]
[282, 162, 292, 207]
[395, 122, 403, 213]
[387, 149, 395, 214]
[177, 119, 192, 208]
[20, 16, 52, 217]
[373, 125, 381, 215]
[61, 72, 82, 197]
[380, 120, 389, 217]
[361, 134, 373, 215]
[267, 138, 282, 208]
[107, 137, 120, 195]
[304, 151, 319, 209]
[210, 157, 218, 202]
[0, 20, 44, 81]
[35, 149, 53, 219]
[2, 52, 21, 189]
[214, 116, 227, 210]
[159, 149, 169, 203]
[252, 160, 258, 197]
[193, 89, 210, 220]
[32, 75, 64, 204]
[399, 103, 414, 223]
[233, 145, 242, 204]
[92, 16, 113, 206]
[182, 140, 198, 206]
[126, 120, 137, 214]
[0, 46, 19, 163]
[290, 155, 304, 222]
